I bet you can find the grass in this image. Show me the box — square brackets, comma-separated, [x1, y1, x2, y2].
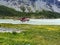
[0, 24, 60, 45]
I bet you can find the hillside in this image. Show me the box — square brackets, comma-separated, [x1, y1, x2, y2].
[0, 5, 60, 19]
[0, 0, 60, 13]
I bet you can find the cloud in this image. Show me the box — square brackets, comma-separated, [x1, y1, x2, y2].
[58, 0, 60, 1]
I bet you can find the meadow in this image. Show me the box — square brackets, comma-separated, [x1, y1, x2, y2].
[0, 24, 60, 45]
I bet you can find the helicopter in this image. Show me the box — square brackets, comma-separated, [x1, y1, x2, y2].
[18, 17, 30, 22]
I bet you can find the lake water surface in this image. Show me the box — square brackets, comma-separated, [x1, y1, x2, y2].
[0, 19, 60, 25]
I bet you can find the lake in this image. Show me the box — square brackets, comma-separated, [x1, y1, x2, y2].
[0, 19, 60, 25]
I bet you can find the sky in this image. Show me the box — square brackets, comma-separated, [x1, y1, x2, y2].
[58, 0, 60, 1]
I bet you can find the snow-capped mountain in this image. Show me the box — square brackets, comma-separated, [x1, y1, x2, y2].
[0, 0, 60, 13]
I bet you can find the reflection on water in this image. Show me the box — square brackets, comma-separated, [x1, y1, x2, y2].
[0, 19, 60, 25]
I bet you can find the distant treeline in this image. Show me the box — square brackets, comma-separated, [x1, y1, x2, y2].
[0, 5, 60, 19]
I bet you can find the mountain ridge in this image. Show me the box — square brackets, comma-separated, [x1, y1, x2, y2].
[0, 5, 60, 19]
[0, 0, 60, 13]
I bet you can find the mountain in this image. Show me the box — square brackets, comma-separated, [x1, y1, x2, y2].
[0, 0, 60, 13]
[0, 5, 60, 19]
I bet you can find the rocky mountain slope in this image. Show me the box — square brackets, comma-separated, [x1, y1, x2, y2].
[0, 5, 60, 19]
[0, 0, 60, 13]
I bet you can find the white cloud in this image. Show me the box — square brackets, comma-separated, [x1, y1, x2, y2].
[58, 0, 60, 1]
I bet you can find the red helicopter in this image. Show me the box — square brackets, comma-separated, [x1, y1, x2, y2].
[18, 17, 30, 22]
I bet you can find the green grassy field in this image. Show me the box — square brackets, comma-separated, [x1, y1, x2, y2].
[0, 24, 60, 45]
